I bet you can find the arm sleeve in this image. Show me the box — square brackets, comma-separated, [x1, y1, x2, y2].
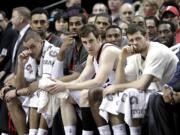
[143, 53, 168, 80]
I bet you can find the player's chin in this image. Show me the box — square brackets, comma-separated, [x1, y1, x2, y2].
[88, 51, 94, 56]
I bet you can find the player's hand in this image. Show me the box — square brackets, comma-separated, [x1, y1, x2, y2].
[58, 35, 74, 60]
[103, 85, 117, 97]
[162, 85, 175, 104]
[45, 80, 66, 94]
[0, 85, 10, 100]
[5, 89, 16, 102]
[120, 45, 138, 58]
[172, 92, 180, 103]
[18, 50, 30, 66]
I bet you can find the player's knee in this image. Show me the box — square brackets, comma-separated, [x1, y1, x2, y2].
[88, 88, 103, 104]
[60, 98, 69, 106]
[80, 89, 89, 107]
[6, 98, 20, 110]
[60, 97, 76, 108]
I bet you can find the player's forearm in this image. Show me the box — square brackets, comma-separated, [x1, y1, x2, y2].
[65, 79, 103, 91]
[58, 72, 80, 82]
[16, 64, 27, 89]
[57, 49, 66, 61]
[28, 81, 39, 94]
[115, 56, 127, 84]
[16, 81, 39, 96]
[16, 87, 29, 96]
[114, 79, 150, 93]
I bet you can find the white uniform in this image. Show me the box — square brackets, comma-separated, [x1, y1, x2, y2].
[22, 40, 60, 127]
[99, 42, 179, 126]
[93, 44, 116, 87]
[69, 43, 118, 105]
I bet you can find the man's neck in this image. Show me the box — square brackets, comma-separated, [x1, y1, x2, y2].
[111, 11, 119, 17]
[141, 42, 149, 60]
[94, 43, 102, 58]
[37, 41, 45, 63]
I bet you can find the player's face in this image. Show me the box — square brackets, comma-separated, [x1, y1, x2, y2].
[69, 16, 83, 35]
[23, 38, 43, 60]
[95, 16, 110, 34]
[157, 24, 174, 47]
[105, 28, 122, 47]
[30, 14, 49, 35]
[127, 31, 147, 53]
[81, 32, 100, 56]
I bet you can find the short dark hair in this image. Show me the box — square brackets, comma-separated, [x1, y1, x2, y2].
[67, 5, 87, 24]
[79, 24, 99, 38]
[158, 21, 176, 33]
[31, 7, 49, 18]
[55, 12, 69, 22]
[24, 29, 42, 43]
[106, 25, 122, 34]
[69, 13, 87, 24]
[95, 13, 112, 25]
[145, 16, 159, 27]
[126, 24, 146, 36]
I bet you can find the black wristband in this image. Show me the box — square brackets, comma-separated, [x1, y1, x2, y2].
[15, 89, 20, 97]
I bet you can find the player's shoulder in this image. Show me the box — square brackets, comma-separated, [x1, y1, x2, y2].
[44, 41, 59, 57]
[102, 43, 121, 54]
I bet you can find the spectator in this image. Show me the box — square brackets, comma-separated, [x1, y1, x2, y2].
[92, 3, 108, 15]
[119, 3, 135, 24]
[145, 16, 159, 41]
[30, 7, 63, 47]
[161, 5, 180, 43]
[157, 21, 176, 47]
[108, 0, 123, 24]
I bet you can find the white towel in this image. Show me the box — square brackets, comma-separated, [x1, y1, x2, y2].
[99, 93, 120, 122]
[24, 57, 37, 82]
[37, 78, 69, 127]
[38, 78, 69, 108]
[99, 88, 155, 126]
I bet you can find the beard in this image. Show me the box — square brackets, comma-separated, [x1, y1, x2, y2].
[158, 37, 174, 48]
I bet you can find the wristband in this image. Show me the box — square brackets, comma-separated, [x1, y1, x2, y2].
[15, 89, 20, 97]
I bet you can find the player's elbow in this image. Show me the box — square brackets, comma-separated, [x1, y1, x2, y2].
[136, 84, 147, 91]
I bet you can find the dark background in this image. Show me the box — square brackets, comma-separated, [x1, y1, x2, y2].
[0, 0, 108, 19]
